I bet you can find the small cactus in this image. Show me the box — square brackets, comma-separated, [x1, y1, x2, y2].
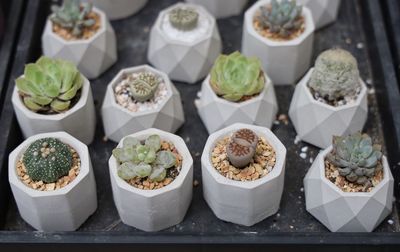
[169, 7, 199, 31]
[23, 138, 73, 183]
[128, 72, 160, 102]
[226, 129, 259, 168]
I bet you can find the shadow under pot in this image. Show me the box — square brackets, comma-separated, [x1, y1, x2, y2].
[185, 0, 248, 19]
[8, 131, 97, 231]
[81, 0, 148, 20]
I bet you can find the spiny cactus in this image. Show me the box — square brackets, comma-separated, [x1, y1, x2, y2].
[23, 138, 73, 183]
[169, 7, 199, 31]
[257, 0, 303, 38]
[113, 135, 177, 182]
[15, 56, 83, 113]
[50, 0, 95, 38]
[210, 51, 265, 102]
[308, 48, 360, 102]
[226, 129, 258, 168]
[327, 132, 383, 186]
[129, 72, 160, 102]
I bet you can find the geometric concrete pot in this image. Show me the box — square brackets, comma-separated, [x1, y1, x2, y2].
[242, 0, 315, 85]
[109, 128, 193, 232]
[42, 7, 117, 79]
[12, 76, 96, 145]
[304, 147, 394, 232]
[288, 68, 368, 149]
[298, 0, 341, 30]
[8, 131, 97, 231]
[148, 3, 222, 84]
[82, 0, 148, 20]
[101, 65, 185, 143]
[201, 123, 286, 226]
[185, 0, 248, 19]
[196, 73, 278, 134]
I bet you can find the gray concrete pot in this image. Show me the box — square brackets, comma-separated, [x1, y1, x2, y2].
[82, 0, 148, 20]
[185, 0, 248, 19]
[298, 0, 341, 30]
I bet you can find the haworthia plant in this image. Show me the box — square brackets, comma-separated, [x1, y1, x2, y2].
[226, 129, 259, 168]
[128, 72, 160, 102]
[169, 7, 199, 31]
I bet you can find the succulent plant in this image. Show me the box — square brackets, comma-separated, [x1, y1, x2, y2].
[327, 132, 383, 186]
[257, 0, 303, 38]
[226, 129, 259, 168]
[15, 56, 83, 113]
[113, 135, 177, 182]
[210, 51, 265, 102]
[50, 0, 95, 38]
[169, 7, 199, 31]
[23, 138, 73, 183]
[308, 48, 360, 102]
[128, 72, 160, 102]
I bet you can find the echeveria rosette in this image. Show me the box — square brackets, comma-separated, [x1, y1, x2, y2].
[327, 132, 383, 186]
[210, 51, 265, 102]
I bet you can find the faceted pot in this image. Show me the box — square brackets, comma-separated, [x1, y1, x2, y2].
[288, 68, 368, 149]
[185, 0, 248, 19]
[82, 0, 148, 20]
[241, 0, 315, 85]
[195, 73, 278, 134]
[8, 131, 97, 231]
[12, 75, 96, 145]
[41, 7, 117, 79]
[109, 128, 193, 232]
[304, 146, 394, 232]
[101, 65, 185, 143]
[201, 123, 286, 226]
[298, 0, 341, 30]
[148, 2, 222, 84]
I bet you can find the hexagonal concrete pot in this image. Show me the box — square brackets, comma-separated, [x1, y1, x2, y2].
[12, 75, 96, 145]
[288, 68, 368, 149]
[8, 132, 97, 231]
[147, 3, 222, 84]
[109, 128, 193, 232]
[298, 0, 341, 30]
[185, 0, 248, 19]
[241, 0, 315, 85]
[82, 0, 148, 20]
[41, 7, 117, 79]
[195, 73, 278, 134]
[201, 123, 286, 226]
[101, 65, 185, 143]
[304, 147, 394, 232]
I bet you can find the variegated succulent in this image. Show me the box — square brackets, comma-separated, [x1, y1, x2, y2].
[226, 129, 259, 168]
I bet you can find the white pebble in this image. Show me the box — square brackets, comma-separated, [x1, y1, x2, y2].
[366, 78, 373, 85]
[309, 157, 314, 163]
[357, 42, 364, 49]
[294, 135, 301, 144]
[368, 88, 376, 95]
[301, 146, 308, 153]
[300, 153, 307, 159]
[300, 187, 304, 192]
[197, 91, 202, 98]
[388, 219, 394, 225]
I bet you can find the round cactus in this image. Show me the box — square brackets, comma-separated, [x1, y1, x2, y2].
[226, 129, 259, 168]
[128, 72, 160, 102]
[169, 7, 199, 31]
[23, 138, 73, 183]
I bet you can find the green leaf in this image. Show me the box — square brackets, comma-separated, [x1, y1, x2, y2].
[123, 137, 139, 148]
[156, 151, 176, 169]
[132, 163, 152, 178]
[149, 166, 167, 182]
[23, 97, 42, 111]
[31, 95, 53, 105]
[58, 83, 78, 100]
[15, 77, 42, 96]
[145, 135, 161, 151]
[50, 99, 70, 112]
[117, 162, 138, 180]
[144, 148, 156, 164]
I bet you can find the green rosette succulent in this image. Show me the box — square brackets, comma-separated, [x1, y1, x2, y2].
[210, 51, 265, 102]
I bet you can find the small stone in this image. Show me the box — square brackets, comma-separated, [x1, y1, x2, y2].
[300, 187, 304, 192]
[345, 38, 352, 44]
[193, 180, 199, 187]
[356, 42, 364, 49]
[366, 78, 373, 85]
[300, 153, 307, 159]
[45, 183, 55, 191]
[368, 88, 375, 95]
[301, 146, 308, 152]
[278, 114, 289, 125]
[388, 219, 394, 225]
[294, 135, 301, 144]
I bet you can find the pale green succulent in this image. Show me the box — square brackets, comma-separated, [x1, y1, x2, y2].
[129, 72, 160, 102]
[169, 7, 199, 31]
[112, 135, 177, 182]
[210, 51, 265, 102]
[327, 132, 383, 186]
[15, 56, 83, 113]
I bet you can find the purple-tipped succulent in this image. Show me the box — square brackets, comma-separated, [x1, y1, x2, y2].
[226, 129, 258, 168]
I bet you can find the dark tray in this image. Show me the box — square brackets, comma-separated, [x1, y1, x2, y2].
[0, 0, 400, 249]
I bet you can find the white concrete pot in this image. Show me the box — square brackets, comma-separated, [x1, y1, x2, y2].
[82, 0, 148, 20]
[185, 0, 248, 19]
[196, 73, 278, 134]
[242, 0, 315, 85]
[42, 7, 117, 79]
[109, 128, 193, 232]
[8, 132, 97, 231]
[101, 65, 185, 143]
[288, 68, 368, 149]
[147, 3, 222, 84]
[12, 75, 96, 145]
[201, 123, 286, 226]
[298, 0, 341, 30]
[304, 147, 394, 232]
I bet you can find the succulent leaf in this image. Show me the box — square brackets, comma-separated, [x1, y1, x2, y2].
[149, 166, 167, 182]
[145, 135, 161, 151]
[128, 72, 160, 102]
[156, 151, 176, 169]
[226, 129, 258, 168]
[169, 7, 199, 31]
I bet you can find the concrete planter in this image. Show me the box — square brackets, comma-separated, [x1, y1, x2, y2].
[185, 0, 248, 19]
[298, 0, 341, 30]
[42, 7, 117, 79]
[304, 147, 394, 232]
[196, 73, 278, 134]
[288, 68, 368, 149]
[242, 0, 315, 85]
[82, 0, 148, 20]
[8, 132, 97, 231]
[148, 3, 222, 84]
[12, 75, 96, 145]
[101, 65, 185, 143]
[201, 123, 286, 226]
[109, 128, 193, 232]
